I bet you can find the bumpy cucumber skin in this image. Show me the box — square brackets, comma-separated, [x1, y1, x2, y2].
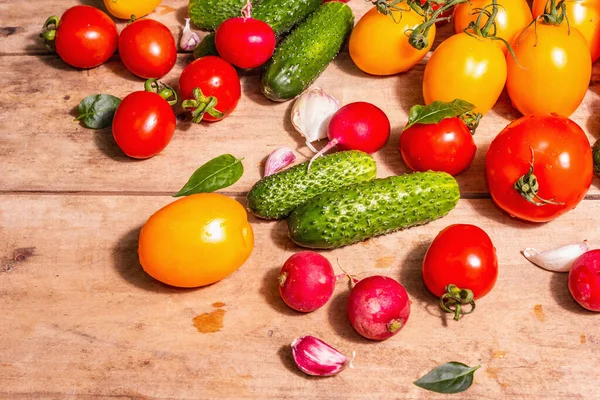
[260, 2, 354, 101]
[288, 172, 460, 249]
[247, 151, 376, 220]
[594, 139, 600, 176]
[189, 0, 261, 30]
[193, 0, 322, 59]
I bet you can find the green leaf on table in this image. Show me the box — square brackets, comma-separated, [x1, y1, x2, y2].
[404, 99, 475, 130]
[174, 154, 244, 197]
[75, 94, 121, 129]
[413, 362, 480, 394]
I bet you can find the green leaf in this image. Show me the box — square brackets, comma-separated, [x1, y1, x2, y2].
[414, 362, 480, 394]
[76, 94, 121, 129]
[405, 99, 475, 130]
[174, 154, 244, 197]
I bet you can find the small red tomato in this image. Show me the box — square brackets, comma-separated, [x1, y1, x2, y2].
[119, 19, 177, 79]
[400, 117, 476, 176]
[569, 250, 600, 312]
[179, 56, 242, 122]
[215, 17, 276, 69]
[112, 91, 176, 159]
[43, 5, 118, 69]
[420, 0, 454, 21]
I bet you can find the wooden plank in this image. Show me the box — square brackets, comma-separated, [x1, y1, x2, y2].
[1, 52, 600, 195]
[1, 194, 599, 399]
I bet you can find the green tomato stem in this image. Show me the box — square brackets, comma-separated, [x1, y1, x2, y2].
[439, 284, 476, 321]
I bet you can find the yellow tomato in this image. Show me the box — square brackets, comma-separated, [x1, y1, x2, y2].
[349, 6, 435, 75]
[506, 22, 591, 117]
[533, 0, 600, 62]
[454, 0, 532, 53]
[103, 0, 162, 20]
[423, 33, 507, 114]
[138, 193, 254, 288]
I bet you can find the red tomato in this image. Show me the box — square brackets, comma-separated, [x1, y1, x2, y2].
[119, 19, 177, 79]
[44, 5, 118, 69]
[179, 56, 242, 123]
[420, 0, 454, 20]
[569, 250, 600, 312]
[112, 91, 176, 159]
[486, 115, 593, 223]
[399, 117, 476, 176]
[215, 17, 276, 69]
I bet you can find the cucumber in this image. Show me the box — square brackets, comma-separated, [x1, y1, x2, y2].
[288, 172, 460, 249]
[247, 151, 376, 220]
[188, 0, 261, 31]
[260, 2, 354, 101]
[594, 139, 600, 176]
[194, 0, 322, 59]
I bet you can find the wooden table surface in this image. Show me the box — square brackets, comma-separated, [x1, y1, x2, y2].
[1, 1, 599, 399]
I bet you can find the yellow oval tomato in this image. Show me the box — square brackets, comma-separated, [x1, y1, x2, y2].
[423, 33, 507, 114]
[104, 0, 162, 20]
[506, 23, 591, 117]
[532, 0, 600, 62]
[349, 6, 434, 75]
[138, 193, 254, 288]
[454, 0, 532, 52]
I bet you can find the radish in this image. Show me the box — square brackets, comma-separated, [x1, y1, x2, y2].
[347, 275, 411, 340]
[215, 0, 276, 69]
[278, 251, 337, 312]
[569, 250, 600, 312]
[309, 102, 390, 168]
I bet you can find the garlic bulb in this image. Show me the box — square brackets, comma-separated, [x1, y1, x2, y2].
[291, 88, 340, 152]
[523, 242, 589, 272]
[180, 18, 200, 52]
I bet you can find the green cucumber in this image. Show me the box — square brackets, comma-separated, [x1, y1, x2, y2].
[260, 2, 354, 101]
[594, 139, 600, 176]
[189, 0, 261, 31]
[247, 151, 376, 220]
[194, 0, 322, 59]
[288, 172, 460, 249]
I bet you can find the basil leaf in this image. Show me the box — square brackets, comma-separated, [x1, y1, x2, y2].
[174, 154, 244, 197]
[405, 99, 475, 130]
[75, 94, 121, 129]
[414, 362, 480, 394]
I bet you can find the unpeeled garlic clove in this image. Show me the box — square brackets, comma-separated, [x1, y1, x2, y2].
[180, 18, 201, 52]
[523, 241, 589, 272]
[264, 148, 296, 177]
[291, 88, 340, 153]
[291, 335, 349, 377]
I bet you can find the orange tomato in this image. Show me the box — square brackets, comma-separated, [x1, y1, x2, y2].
[423, 33, 507, 114]
[454, 0, 532, 52]
[138, 193, 254, 288]
[349, 6, 434, 75]
[506, 22, 591, 117]
[532, 0, 600, 62]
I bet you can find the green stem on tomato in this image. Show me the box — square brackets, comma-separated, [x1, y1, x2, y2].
[439, 284, 476, 321]
[40, 15, 60, 50]
[144, 79, 178, 106]
[408, 0, 471, 50]
[514, 147, 565, 207]
[181, 87, 225, 123]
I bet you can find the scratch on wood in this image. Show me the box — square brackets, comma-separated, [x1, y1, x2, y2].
[0, 27, 24, 37]
[1, 247, 36, 272]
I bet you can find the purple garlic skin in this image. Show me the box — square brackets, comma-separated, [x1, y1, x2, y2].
[180, 18, 200, 52]
[265, 148, 297, 177]
[291, 335, 348, 377]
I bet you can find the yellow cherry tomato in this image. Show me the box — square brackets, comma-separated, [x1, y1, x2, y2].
[138, 193, 254, 288]
[423, 33, 507, 114]
[533, 0, 600, 62]
[349, 6, 435, 75]
[103, 0, 162, 20]
[506, 22, 591, 117]
[454, 0, 532, 52]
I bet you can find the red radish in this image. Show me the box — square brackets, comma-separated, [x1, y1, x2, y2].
[569, 250, 600, 312]
[278, 251, 336, 312]
[347, 276, 410, 341]
[215, 1, 276, 69]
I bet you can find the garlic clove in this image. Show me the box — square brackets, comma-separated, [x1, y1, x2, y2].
[291, 88, 340, 153]
[180, 18, 201, 52]
[291, 335, 349, 377]
[523, 241, 589, 273]
[264, 147, 297, 177]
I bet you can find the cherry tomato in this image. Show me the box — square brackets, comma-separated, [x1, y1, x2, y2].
[506, 22, 591, 117]
[454, 0, 532, 53]
[532, 0, 600, 62]
[569, 250, 600, 312]
[423, 33, 506, 114]
[420, 0, 454, 21]
[215, 17, 276, 69]
[349, 6, 434, 76]
[119, 19, 177, 79]
[400, 117, 476, 176]
[179, 56, 241, 123]
[104, 0, 162, 20]
[486, 114, 593, 223]
[112, 89, 176, 159]
[42, 5, 118, 69]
